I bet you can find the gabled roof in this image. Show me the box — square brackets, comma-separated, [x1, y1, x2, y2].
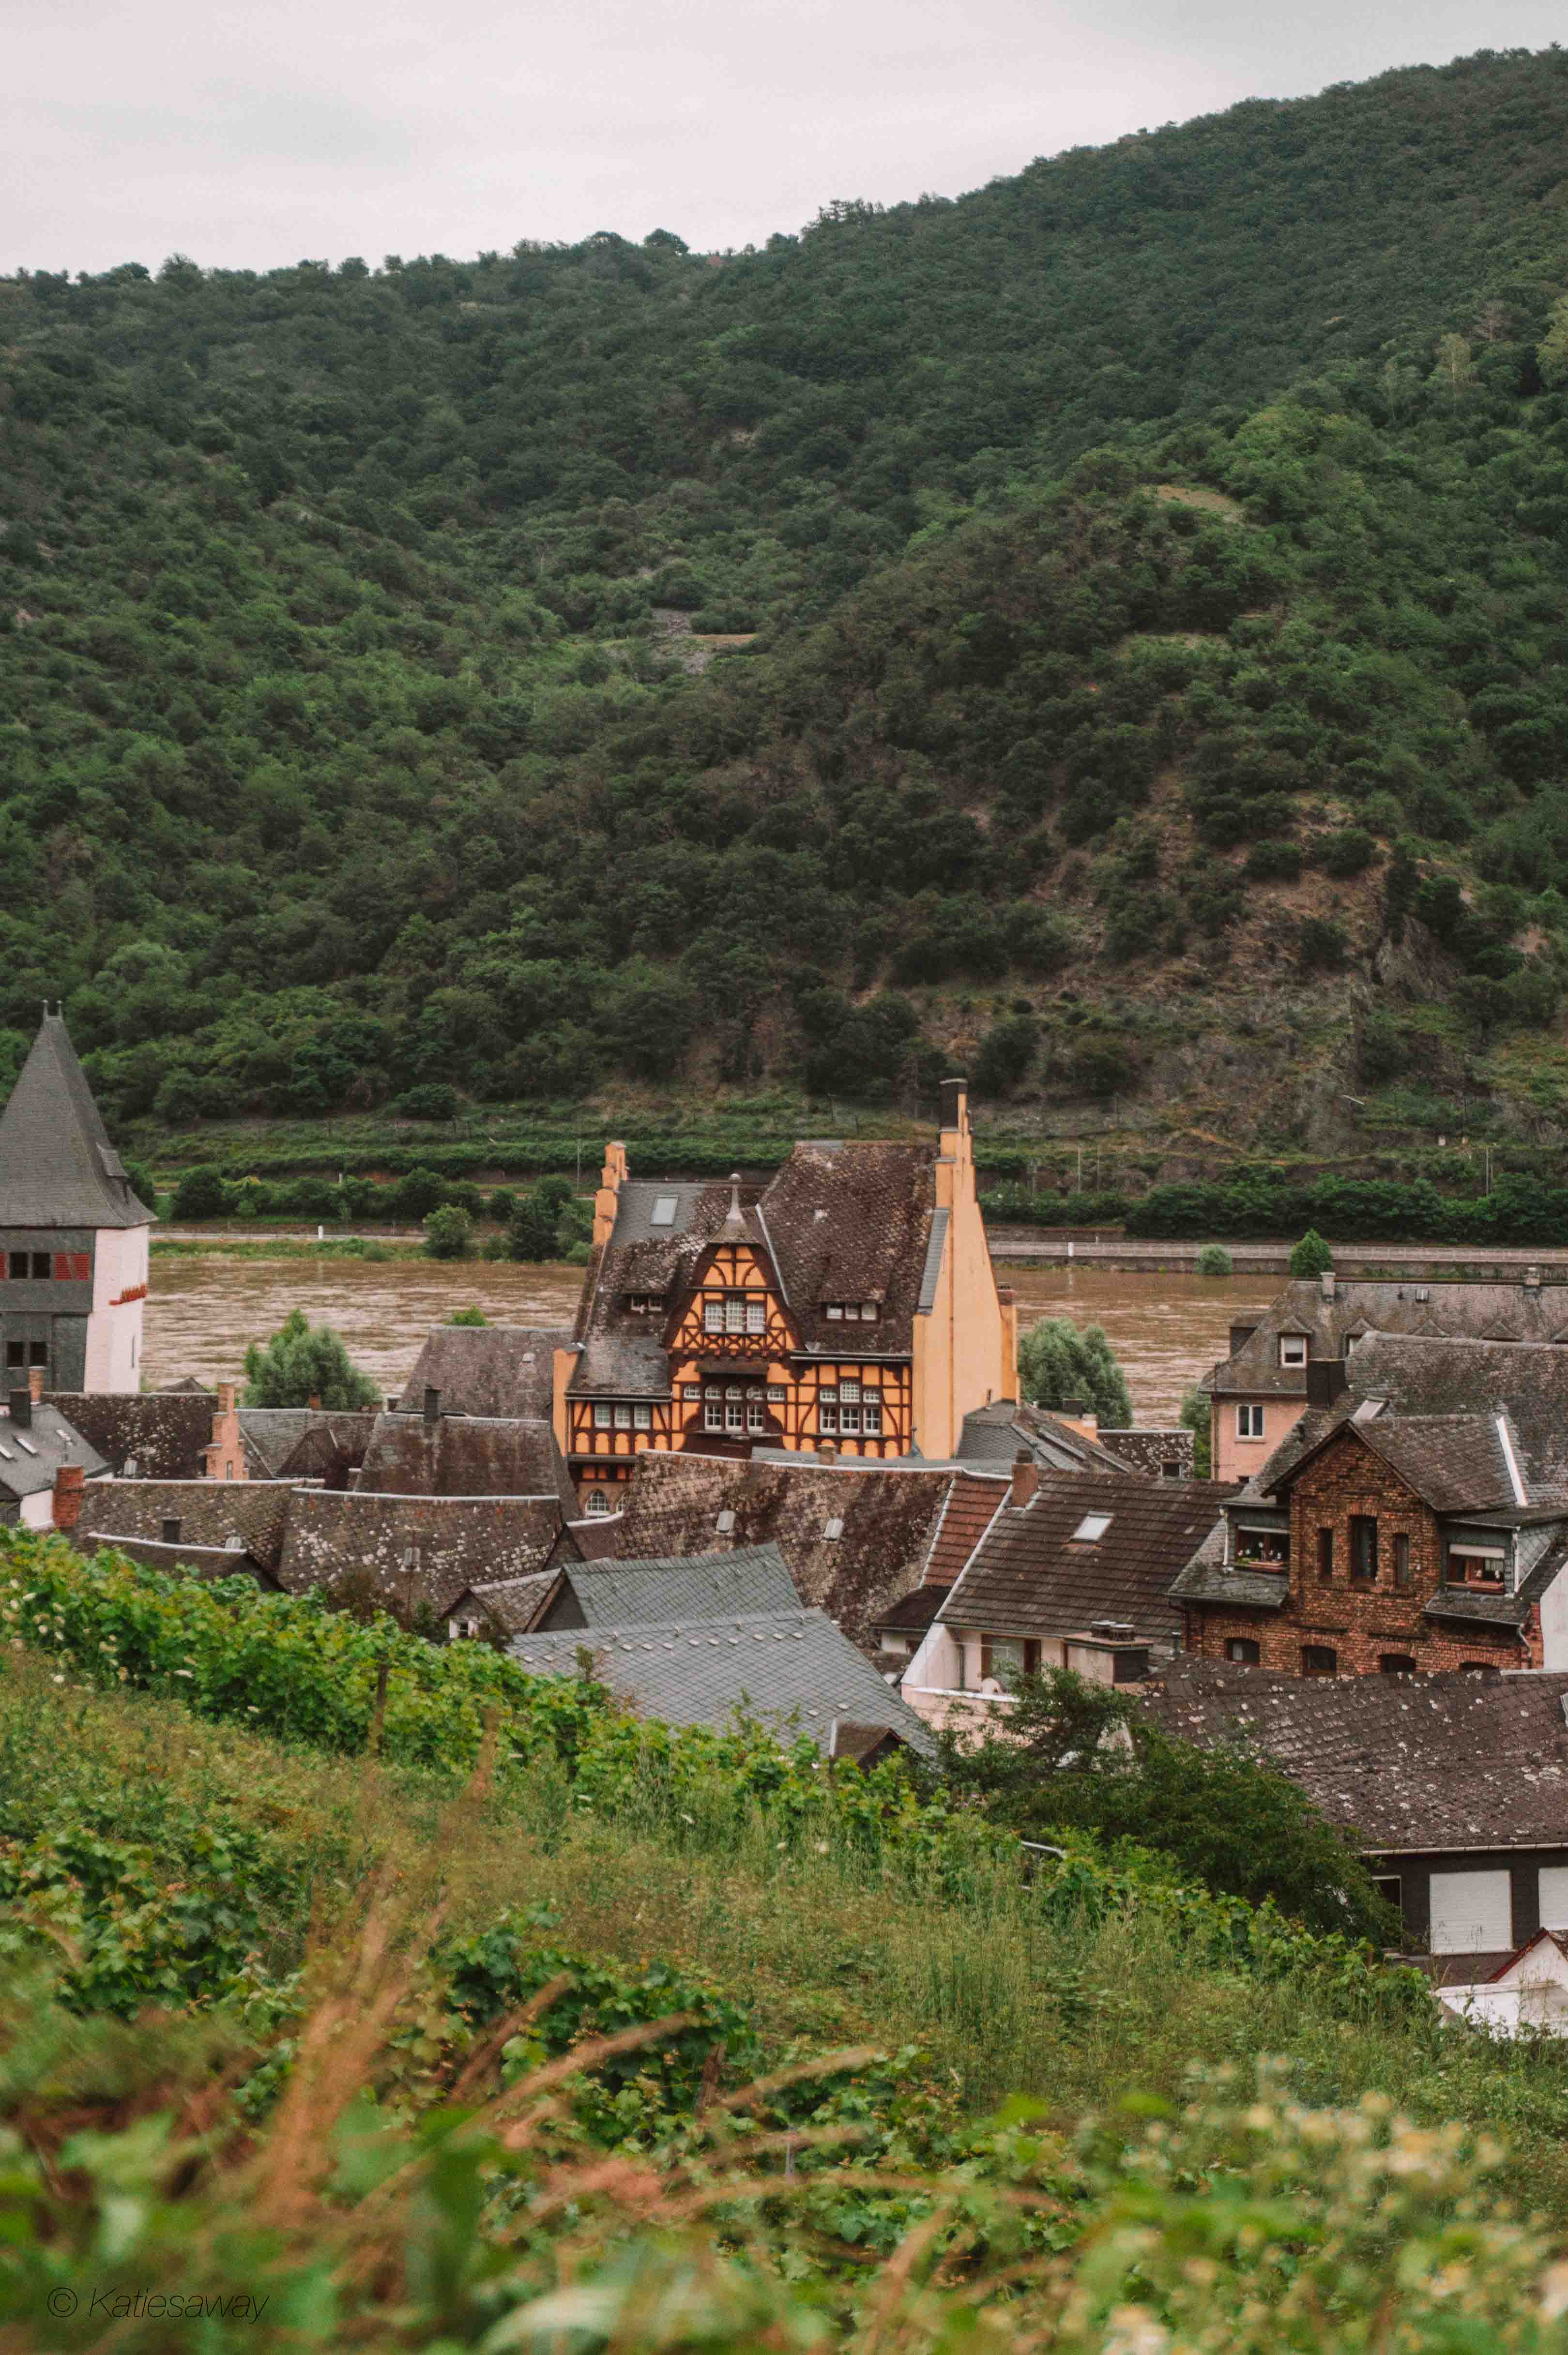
[238, 1409, 381, 1481]
[445, 1570, 559, 1634]
[607, 1447, 963, 1644]
[0, 1009, 152, 1229]
[957, 1398, 1144, 1480]
[548, 1542, 800, 1628]
[356, 1412, 577, 1509]
[1203, 1278, 1568, 1399]
[938, 1472, 1234, 1644]
[80, 1479, 296, 1574]
[569, 1140, 944, 1399]
[1141, 1657, 1568, 1854]
[0, 1403, 107, 1501]
[508, 1607, 937, 1759]
[396, 1326, 571, 1421]
[1322, 1335, 1568, 1504]
[44, 1389, 214, 1479]
[277, 1489, 572, 1617]
[1262, 1409, 1523, 1515]
[78, 1532, 279, 1590]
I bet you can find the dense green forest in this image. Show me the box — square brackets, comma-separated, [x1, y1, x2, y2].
[5, 44, 1568, 1148]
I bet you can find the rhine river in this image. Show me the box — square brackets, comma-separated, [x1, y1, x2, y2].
[142, 1260, 1276, 1425]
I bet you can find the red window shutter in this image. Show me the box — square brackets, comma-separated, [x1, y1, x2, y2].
[73, 1253, 91, 1282]
[53, 1254, 69, 1281]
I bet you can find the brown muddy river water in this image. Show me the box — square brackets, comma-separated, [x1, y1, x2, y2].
[144, 1260, 1276, 1425]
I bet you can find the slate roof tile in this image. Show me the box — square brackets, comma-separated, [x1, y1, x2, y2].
[509, 1606, 936, 1758]
[80, 1479, 296, 1573]
[1141, 1656, 1568, 1852]
[0, 1011, 152, 1229]
[45, 1390, 215, 1480]
[356, 1413, 577, 1507]
[396, 1326, 571, 1420]
[0, 1403, 108, 1503]
[1204, 1279, 1568, 1399]
[278, 1489, 570, 1618]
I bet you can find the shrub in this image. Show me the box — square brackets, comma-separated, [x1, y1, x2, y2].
[1299, 915, 1348, 969]
[1195, 1242, 1233, 1275]
[390, 1166, 449, 1220]
[1288, 1227, 1334, 1278]
[1319, 824, 1377, 875]
[170, 1163, 228, 1220]
[973, 1014, 1039, 1098]
[242, 1307, 382, 1408]
[1017, 1317, 1133, 1424]
[448, 1305, 487, 1325]
[422, 1205, 473, 1261]
[390, 1083, 459, 1120]
[1245, 839, 1302, 881]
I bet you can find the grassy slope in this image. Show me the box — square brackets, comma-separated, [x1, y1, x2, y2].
[9, 1643, 1568, 2225]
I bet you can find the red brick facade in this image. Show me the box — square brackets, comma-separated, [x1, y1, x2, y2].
[1183, 1429, 1536, 1676]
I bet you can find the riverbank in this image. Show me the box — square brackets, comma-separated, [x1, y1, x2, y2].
[989, 1234, 1568, 1279]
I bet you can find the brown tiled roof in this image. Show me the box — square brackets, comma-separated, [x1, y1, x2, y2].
[277, 1489, 571, 1618]
[957, 1399, 1142, 1479]
[272, 1413, 379, 1484]
[756, 1142, 934, 1353]
[77, 1532, 280, 1590]
[872, 1585, 948, 1636]
[1203, 1278, 1568, 1400]
[568, 1140, 941, 1400]
[356, 1412, 577, 1508]
[920, 1469, 1010, 1587]
[79, 1480, 296, 1574]
[939, 1473, 1234, 1644]
[1263, 1411, 1521, 1515]
[397, 1326, 571, 1420]
[1334, 1336, 1568, 1503]
[1141, 1656, 1568, 1853]
[46, 1390, 215, 1479]
[445, 1570, 559, 1634]
[607, 1448, 958, 1644]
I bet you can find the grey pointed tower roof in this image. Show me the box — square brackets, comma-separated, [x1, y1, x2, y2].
[0, 1007, 153, 1229]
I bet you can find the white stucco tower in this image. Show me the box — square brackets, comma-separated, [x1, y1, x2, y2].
[0, 1006, 154, 1394]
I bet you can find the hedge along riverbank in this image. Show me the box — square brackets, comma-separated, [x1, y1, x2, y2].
[0, 1532, 1422, 2016]
[1123, 1171, 1568, 1244]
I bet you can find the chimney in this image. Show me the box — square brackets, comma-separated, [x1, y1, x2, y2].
[1057, 1399, 1099, 1438]
[1010, 1450, 1038, 1509]
[28, 1367, 44, 1405]
[52, 1464, 85, 1533]
[818, 1441, 837, 1465]
[218, 1379, 237, 1412]
[7, 1388, 30, 1431]
[161, 1515, 181, 1544]
[1306, 1359, 1349, 1409]
[1320, 1272, 1336, 1303]
[423, 1385, 441, 1428]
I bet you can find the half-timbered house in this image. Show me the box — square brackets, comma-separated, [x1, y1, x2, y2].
[558, 1080, 1017, 1510]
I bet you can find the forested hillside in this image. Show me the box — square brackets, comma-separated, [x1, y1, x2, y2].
[4, 44, 1568, 1148]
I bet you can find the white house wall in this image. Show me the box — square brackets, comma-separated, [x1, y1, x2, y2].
[84, 1225, 147, 1393]
[1540, 1566, 1568, 1672]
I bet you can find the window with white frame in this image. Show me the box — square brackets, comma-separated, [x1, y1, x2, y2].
[819, 1404, 839, 1434]
[861, 1300, 878, 1322]
[703, 1299, 723, 1333]
[684, 1384, 701, 1400]
[725, 1296, 745, 1333]
[634, 1403, 651, 1429]
[585, 1489, 610, 1516]
[1236, 1404, 1265, 1439]
[825, 1304, 843, 1321]
[766, 1384, 786, 1401]
[840, 1405, 862, 1434]
[840, 1379, 860, 1402]
[614, 1404, 632, 1428]
[864, 1401, 882, 1436]
[593, 1404, 611, 1429]
[1279, 1335, 1308, 1368]
[704, 1399, 723, 1432]
[746, 1297, 765, 1334]
[746, 1398, 766, 1432]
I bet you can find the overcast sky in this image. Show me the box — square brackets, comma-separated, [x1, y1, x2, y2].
[7, 1, 1563, 277]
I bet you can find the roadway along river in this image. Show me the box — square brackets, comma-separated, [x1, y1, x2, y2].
[143, 1259, 1278, 1426]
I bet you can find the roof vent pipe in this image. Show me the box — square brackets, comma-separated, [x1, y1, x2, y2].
[1010, 1450, 1038, 1510]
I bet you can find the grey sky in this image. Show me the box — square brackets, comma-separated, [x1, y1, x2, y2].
[7, 1, 1563, 276]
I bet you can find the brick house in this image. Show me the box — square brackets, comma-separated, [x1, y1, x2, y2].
[1200, 1270, 1568, 1486]
[1170, 1400, 1568, 1676]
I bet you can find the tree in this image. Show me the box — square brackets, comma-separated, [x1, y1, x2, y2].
[242, 1308, 381, 1409]
[506, 1187, 563, 1261]
[974, 1013, 1039, 1098]
[171, 1164, 228, 1220]
[1018, 1317, 1132, 1424]
[1194, 1243, 1232, 1276]
[1288, 1229, 1333, 1279]
[1538, 291, 1568, 386]
[943, 1670, 1396, 1943]
[423, 1205, 473, 1260]
[1429, 332, 1477, 408]
[1179, 1385, 1212, 1478]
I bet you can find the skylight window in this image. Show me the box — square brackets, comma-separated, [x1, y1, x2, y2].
[650, 1195, 678, 1227]
[1071, 1513, 1112, 1543]
[823, 1517, 845, 1541]
[14, 1437, 36, 1457]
